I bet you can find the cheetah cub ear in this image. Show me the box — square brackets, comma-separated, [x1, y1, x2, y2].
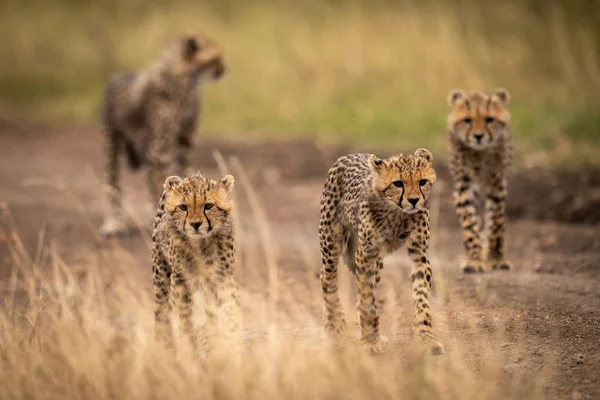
[447, 89, 467, 106]
[164, 176, 182, 190]
[219, 175, 235, 193]
[183, 37, 200, 60]
[368, 154, 386, 174]
[493, 88, 511, 105]
[414, 148, 433, 164]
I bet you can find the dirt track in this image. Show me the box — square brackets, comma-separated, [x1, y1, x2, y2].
[1, 119, 599, 399]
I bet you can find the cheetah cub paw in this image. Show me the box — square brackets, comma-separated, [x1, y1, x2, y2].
[419, 337, 445, 356]
[99, 215, 129, 238]
[487, 258, 512, 271]
[461, 260, 485, 274]
[357, 335, 389, 356]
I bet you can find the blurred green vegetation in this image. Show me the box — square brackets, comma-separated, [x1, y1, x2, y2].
[1, 0, 599, 166]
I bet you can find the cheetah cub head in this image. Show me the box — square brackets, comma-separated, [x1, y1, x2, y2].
[162, 173, 234, 239]
[447, 88, 511, 150]
[369, 149, 436, 214]
[168, 34, 226, 80]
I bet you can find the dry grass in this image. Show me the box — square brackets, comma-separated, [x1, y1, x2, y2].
[0, 153, 555, 400]
[0, 0, 599, 165]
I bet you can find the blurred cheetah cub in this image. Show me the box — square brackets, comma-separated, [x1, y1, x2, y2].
[447, 88, 513, 273]
[319, 149, 444, 356]
[100, 34, 226, 237]
[152, 173, 241, 350]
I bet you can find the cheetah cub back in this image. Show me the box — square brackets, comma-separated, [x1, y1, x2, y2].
[447, 88, 513, 273]
[152, 172, 242, 351]
[319, 149, 443, 356]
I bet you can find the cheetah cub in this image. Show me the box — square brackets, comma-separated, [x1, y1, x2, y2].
[152, 173, 241, 350]
[319, 149, 444, 356]
[100, 34, 226, 237]
[447, 88, 513, 273]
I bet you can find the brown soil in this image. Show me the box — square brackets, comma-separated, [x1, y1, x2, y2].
[1, 119, 599, 399]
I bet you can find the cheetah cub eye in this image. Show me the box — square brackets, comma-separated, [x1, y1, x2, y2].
[393, 181, 404, 188]
[419, 179, 428, 187]
[178, 204, 188, 211]
[204, 203, 214, 210]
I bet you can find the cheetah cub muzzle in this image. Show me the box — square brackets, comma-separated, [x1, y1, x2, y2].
[447, 88, 514, 273]
[152, 172, 242, 353]
[319, 149, 444, 356]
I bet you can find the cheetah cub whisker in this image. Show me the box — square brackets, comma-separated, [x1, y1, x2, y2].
[152, 172, 242, 353]
[100, 34, 226, 238]
[447, 88, 513, 273]
[319, 149, 444, 356]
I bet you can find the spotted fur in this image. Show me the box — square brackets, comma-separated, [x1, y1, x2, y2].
[319, 149, 444, 356]
[100, 34, 226, 237]
[447, 88, 513, 273]
[152, 173, 241, 351]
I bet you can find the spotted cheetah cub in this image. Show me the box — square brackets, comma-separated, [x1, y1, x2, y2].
[152, 172, 241, 350]
[447, 88, 513, 273]
[100, 34, 226, 237]
[319, 149, 444, 356]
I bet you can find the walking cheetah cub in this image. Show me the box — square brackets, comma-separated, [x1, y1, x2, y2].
[447, 88, 513, 273]
[100, 34, 226, 237]
[319, 149, 444, 356]
[152, 173, 241, 350]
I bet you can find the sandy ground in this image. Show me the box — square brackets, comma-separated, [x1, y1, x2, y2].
[1, 119, 599, 399]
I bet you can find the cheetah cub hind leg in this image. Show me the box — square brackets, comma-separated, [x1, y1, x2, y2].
[99, 212, 130, 238]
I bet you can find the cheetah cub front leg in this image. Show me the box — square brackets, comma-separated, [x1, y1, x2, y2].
[353, 221, 390, 355]
[406, 215, 444, 355]
[452, 176, 485, 273]
[484, 176, 512, 271]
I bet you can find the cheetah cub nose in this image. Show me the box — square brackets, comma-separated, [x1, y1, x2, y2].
[473, 133, 484, 143]
[408, 197, 419, 206]
[190, 221, 202, 231]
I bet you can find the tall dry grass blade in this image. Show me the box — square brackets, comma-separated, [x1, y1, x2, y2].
[0, 205, 23, 321]
[429, 178, 443, 254]
[230, 156, 279, 319]
[212, 148, 245, 282]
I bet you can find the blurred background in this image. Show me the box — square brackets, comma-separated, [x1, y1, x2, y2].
[1, 0, 599, 165]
